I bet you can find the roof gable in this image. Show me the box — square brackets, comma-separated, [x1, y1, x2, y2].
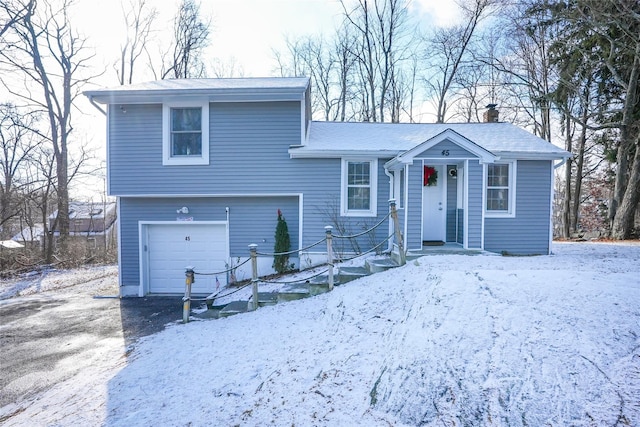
[385, 129, 497, 170]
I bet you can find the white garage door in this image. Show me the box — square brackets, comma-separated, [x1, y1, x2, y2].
[146, 223, 228, 294]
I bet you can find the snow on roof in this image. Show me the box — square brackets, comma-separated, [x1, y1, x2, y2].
[11, 224, 44, 242]
[0, 239, 24, 248]
[296, 121, 569, 159]
[84, 77, 310, 103]
[49, 202, 116, 220]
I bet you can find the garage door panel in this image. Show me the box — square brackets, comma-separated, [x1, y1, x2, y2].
[146, 223, 228, 294]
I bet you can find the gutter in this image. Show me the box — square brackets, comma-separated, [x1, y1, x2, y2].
[289, 148, 401, 159]
[87, 96, 106, 116]
[554, 157, 569, 169]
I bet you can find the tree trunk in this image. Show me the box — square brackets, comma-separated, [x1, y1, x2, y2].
[562, 114, 572, 238]
[571, 124, 587, 233]
[611, 136, 640, 239]
[610, 42, 640, 230]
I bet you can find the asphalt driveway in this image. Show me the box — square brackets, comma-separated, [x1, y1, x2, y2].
[0, 270, 188, 413]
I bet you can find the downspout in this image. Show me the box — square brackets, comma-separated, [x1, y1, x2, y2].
[404, 166, 409, 251]
[554, 157, 569, 169]
[88, 96, 106, 116]
[384, 168, 394, 253]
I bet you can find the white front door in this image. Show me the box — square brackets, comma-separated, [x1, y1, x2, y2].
[422, 164, 446, 242]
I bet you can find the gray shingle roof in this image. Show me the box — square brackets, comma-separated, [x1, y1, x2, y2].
[297, 121, 569, 159]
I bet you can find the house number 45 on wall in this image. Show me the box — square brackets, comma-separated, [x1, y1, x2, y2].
[185, 236, 191, 241]
[441, 150, 450, 156]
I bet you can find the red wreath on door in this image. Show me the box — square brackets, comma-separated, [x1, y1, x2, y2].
[423, 166, 438, 186]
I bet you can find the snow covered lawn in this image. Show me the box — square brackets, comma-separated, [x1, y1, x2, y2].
[2, 242, 640, 426]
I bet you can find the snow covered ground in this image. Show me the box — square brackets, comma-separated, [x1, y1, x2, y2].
[1, 242, 639, 426]
[0, 264, 119, 300]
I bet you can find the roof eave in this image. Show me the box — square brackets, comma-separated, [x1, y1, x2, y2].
[496, 151, 572, 160]
[289, 148, 400, 159]
[83, 86, 308, 105]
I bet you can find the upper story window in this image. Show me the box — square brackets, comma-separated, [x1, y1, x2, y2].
[486, 161, 516, 217]
[341, 158, 378, 217]
[162, 102, 209, 165]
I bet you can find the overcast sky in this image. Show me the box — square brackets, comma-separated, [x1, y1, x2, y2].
[75, 0, 461, 85]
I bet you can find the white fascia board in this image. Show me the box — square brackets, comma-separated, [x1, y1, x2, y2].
[496, 151, 572, 160]
[114, 193, 303, 198]
[289, 149, 400, 159]
[84, 88, 306, 105]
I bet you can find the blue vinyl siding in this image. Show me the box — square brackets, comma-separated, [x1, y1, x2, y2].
[467, 160, 483, 249]
[118, 196, 299, 287]
[109, 102, 301, 195]
[484, 160, 552, 255]
[405, 162, 423, 250]
[298, 158, 392, 254]
[108, 104, 163, 195]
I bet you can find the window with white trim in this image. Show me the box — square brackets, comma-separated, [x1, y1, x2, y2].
[486, 161, 516, 217]
[341, 159, 378, 217]
[162, 102, 209, 165]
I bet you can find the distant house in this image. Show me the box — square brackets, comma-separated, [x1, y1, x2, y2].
[48, 201, 117, 249]
[49, 201, 117, 234]
[84, 77, 570, 297]
[11, 224, 44, 247]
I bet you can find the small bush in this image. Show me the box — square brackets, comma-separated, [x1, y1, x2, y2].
[273, 209, 291, 274]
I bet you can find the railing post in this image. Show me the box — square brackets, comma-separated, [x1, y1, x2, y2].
[182, 267, 195, 323]
[389, 199, 406, 266]
[325, 226, 334, 291]
[248, 244, 259, 311]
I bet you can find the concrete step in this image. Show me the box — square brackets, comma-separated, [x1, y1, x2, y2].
[258, 292, 278, 307]
[205, 256, 401, 319]
[338, 266, 370, 283]
[309, 282, 331, 296]
[303, 274, 335, 295]
[366, 257, 400, 274]
[219, 300, 249, 318]
[277, 283, 310, 302]
[405, 252, 424, 261]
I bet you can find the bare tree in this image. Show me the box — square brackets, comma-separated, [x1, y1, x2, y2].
[0, 104, 41, 238]
[0, 0, 29, 37]
[423, 0, 495, 123]
[480, 0, 563, 140]
[334, 24, 358, 121]
[160, 0, 210, 79]
[341, 0, 414, 122]
[210, 56, 245, 78]
[0, 0, 95, 261]
[273, 27, 359, 121]
[116, 0, 157, 85]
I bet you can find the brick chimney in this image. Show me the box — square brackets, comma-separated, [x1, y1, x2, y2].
[483, 104, 499, 123]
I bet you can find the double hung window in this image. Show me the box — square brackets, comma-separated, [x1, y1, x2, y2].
[486, 162, 516, 217]
[341, 159, 377, 217]
[162, 102, 209, 165]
